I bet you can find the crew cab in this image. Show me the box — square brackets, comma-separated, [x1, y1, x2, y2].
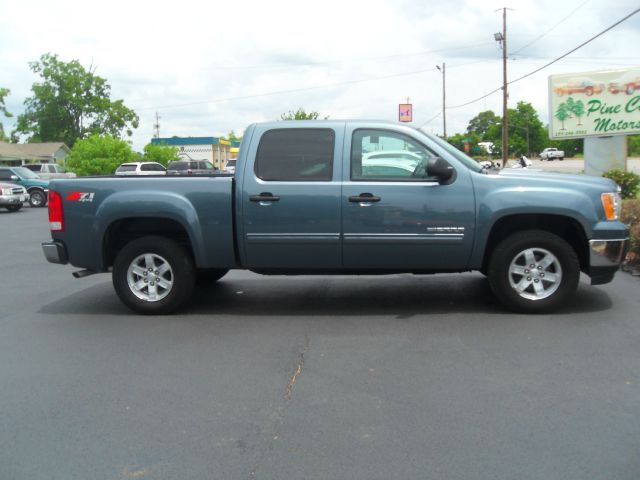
[41, 120, 629, 314]
[539, 147, 565, 161]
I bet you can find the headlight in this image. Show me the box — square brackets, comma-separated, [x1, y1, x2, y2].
[1, 188, 13, 195]
[601, 192, 621, 221]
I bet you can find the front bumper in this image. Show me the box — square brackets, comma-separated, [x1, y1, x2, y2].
[589, 238, 630, 285]
[42, 241, 68, 265]
[0, 193, 29, 205]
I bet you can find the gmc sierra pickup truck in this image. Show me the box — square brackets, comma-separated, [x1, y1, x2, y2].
[42, 120, 629, 314]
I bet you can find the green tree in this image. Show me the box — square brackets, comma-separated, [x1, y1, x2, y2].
[567, 97, 585, 125]
[280, 108, 328, 120]
[226, 130, 242, 143]
[555, 102, 571, 130]
[142, 143, 179, 166]
[629, 135, 640, 156]
[466, 110, 500, 140]
[0, 87, 12, 141]
[66, 134, 138, 176]
[15, 53, 139, 147]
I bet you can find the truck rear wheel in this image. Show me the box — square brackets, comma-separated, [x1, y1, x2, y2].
[113, 236, 195, 314]
[487, 230, 579, 313]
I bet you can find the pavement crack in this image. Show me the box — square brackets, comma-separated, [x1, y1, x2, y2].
[285, 334, 310, 400]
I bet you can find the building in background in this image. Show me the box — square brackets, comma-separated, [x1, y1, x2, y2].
[152, 137, 232, 170]
[0, 142, 70, 166]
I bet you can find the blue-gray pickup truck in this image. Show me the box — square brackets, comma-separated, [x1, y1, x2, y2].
[42, 120, 629, 314]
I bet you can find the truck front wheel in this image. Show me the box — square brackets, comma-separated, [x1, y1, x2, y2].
[487, 230, 579, 313]
[113, 236, 195, 314]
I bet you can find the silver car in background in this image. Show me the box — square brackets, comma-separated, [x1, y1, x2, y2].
[0, 182, 29, 212]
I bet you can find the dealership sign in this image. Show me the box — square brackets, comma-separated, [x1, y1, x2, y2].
[548, 68, 640, 139]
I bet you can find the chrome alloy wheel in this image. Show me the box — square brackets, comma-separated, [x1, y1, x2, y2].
[507, 247, 562, 301]
[127, 253, 174, 302]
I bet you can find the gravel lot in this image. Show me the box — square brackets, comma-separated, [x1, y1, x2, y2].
[1, 207, 639, 480]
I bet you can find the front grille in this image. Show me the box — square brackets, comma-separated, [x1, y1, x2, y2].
[11, 188, 24, 195]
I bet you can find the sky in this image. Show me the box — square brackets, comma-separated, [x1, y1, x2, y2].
[1, 0, 639, 151]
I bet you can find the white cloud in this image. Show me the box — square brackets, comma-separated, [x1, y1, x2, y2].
[1, 0, 639, 150]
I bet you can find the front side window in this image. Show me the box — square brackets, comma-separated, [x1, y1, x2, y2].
[351, 129, 438, 181]
[255, 128, 334, 181]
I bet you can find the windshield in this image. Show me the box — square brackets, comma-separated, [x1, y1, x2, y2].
[414, 129, 483, 173]
[13, 167, 41, 179]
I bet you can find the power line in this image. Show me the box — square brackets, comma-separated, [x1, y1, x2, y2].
[511, 0, 591, 54]
[507, 6, 640, 85]
[135, 67, 441, 111]
[446, 6, 640, 110]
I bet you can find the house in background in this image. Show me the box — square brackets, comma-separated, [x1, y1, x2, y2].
[0, 142, 71, 166]
[151, 137, 232, 170]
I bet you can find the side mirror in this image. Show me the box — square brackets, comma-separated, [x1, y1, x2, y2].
[10, 175, 19, 181]
[427, 157, 454, 183]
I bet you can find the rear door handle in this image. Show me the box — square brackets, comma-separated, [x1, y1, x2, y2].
[349, 193, 381, 203]
[250, 192, 280, 202]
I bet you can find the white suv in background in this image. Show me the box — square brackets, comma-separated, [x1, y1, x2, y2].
[115, 162, 167, 176]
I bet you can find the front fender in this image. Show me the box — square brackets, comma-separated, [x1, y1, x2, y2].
[470, 186, 597, 268]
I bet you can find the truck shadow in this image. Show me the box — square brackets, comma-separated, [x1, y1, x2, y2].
[39, 273, 613, 317]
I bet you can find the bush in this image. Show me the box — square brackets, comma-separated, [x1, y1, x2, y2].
[142, 143, 179, 167]
[622, 200, 640, 261]
[67, 134, 139, 176]
[603, 169, 640, 199]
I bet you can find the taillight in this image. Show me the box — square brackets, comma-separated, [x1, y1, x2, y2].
[48, 190, 64, 232]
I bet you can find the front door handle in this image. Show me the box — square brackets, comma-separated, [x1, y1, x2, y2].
[349, 193, 381, 203]
[250, 192, 281, 202]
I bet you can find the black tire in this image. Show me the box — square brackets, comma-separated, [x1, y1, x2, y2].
[6, 204, 22, 212]
[196, 268, 229, 284]
[487, 230, 580, 313]
[29, 189, 47, 208]
[112, 236, 195, 314]
[559, 157, 564, 161]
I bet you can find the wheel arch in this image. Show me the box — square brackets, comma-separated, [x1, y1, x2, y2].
[480, 213, 589, 274]
[102, 217, 198, 269]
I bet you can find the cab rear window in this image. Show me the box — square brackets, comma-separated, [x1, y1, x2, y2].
[255, 129, 334, 181]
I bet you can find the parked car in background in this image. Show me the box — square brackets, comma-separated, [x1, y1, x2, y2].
[539, 147, 565, 161]
[0, 182, 29, 212]
[167, 160, 219, 175]
[0, 166, 49, 207]
[23, 163, 76, 180]
[115, 162, 167, 176]
[223, 159, 237, 174]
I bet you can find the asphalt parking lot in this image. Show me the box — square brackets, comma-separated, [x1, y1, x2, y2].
[1, 207, 640, 480]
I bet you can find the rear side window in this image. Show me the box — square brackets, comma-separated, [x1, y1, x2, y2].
[255, 128, 334, 181]
[117, 165, 137, 172]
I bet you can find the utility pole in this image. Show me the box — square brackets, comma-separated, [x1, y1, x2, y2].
[154, 112, 161, 138]
[436, 63, 447, 139]
[494, 8, 510, 167]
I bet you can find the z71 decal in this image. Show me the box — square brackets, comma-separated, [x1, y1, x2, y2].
[66, 192, 95, 203]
